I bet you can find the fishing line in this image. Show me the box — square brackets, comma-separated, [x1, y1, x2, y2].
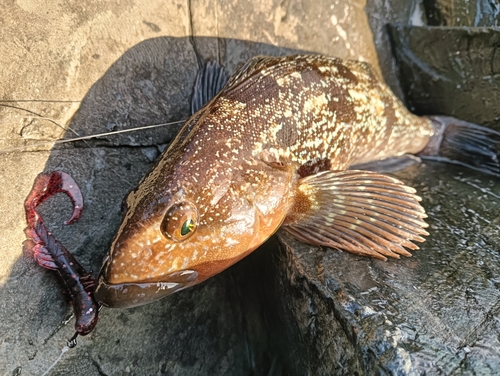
[0, 103, 70, 132]
[0, 119, 186, 154]
[52, 120, 186, 143]
[36, 308, 104, 374]
[40, 345, 70, 376]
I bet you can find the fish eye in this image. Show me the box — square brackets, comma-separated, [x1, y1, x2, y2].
[160, 202, 198, 242]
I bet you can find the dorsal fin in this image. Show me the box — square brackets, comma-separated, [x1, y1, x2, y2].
[191, 60, 229, 115]
[190, 56, 282, 114]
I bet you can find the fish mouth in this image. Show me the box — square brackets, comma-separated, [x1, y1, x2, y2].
[94, 270, 199, 308]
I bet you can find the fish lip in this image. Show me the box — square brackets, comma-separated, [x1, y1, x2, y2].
[94, 270, 199, 309]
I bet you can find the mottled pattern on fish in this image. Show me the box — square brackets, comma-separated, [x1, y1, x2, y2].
[95, 55, 435, 308]
[222, 55, 433, 166]
[175, 55, 434, 173]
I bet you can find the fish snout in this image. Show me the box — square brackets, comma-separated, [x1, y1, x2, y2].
[94, 266, 199, 308]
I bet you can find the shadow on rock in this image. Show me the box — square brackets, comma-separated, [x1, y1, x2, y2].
[3, 36, 305, 376]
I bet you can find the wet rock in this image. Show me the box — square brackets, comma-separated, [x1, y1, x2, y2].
[263, 162, 500, 374]
[388, 25, 500, 131]
[423, 0, 500, 27]
[365, 0, 421, 99]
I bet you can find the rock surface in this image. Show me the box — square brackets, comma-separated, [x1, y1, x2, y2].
[423, 0, 500, 27]
[364, 0, 424, 99]
[389, 24, 500, 131]
[266, 162, 500, 374]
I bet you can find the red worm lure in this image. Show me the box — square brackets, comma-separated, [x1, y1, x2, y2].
[23, 171, 99, 347]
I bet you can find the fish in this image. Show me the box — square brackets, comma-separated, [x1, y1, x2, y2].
[93, 54, 500, 308]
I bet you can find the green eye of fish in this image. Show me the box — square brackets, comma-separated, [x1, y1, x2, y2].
[161, 202, 198, 242]
[180, 219, 195, 236]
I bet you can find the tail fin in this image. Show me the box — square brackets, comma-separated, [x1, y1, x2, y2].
[419, 116, 500, 176]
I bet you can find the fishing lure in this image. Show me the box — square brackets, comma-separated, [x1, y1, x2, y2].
[23, 171, 99, 346]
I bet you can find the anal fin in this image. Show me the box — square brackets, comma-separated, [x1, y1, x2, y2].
[282, 170, 429, 261]
[350, 155, 421, 173]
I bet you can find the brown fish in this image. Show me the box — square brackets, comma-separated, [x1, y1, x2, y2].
[94, 54, 500, 308]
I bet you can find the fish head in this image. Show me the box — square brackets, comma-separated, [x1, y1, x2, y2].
[94, 142, 295, 308]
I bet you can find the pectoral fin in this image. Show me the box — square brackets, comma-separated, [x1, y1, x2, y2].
[282, 170, 429, 260]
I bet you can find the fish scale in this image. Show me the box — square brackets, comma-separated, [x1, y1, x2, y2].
[209, 55, 434, 169]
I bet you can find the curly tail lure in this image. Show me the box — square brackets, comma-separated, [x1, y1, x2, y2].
[23, 171, 99, 347]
